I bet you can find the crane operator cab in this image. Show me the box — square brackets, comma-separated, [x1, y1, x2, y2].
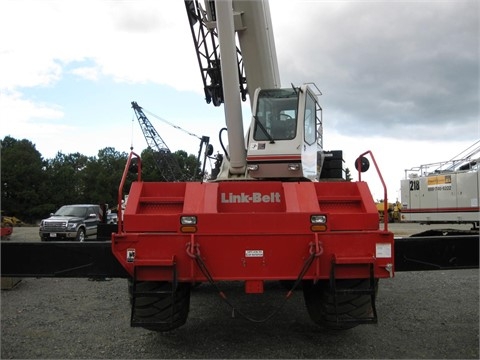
[246, 83, 324, 181]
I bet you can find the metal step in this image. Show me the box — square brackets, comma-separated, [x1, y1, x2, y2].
[130, 261, 178, 328]
[330, 257, 377, 325]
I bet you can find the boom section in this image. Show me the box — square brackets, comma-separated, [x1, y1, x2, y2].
[185, 0, 247, 106]
[186, 0, 283, 177]
[185, 0, 280, 107]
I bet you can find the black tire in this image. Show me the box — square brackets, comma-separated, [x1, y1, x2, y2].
[76, 228, 86, 242]
[131, 281, 190, 332]
[127, 277, 134, 305]
[303, 279, 377, 330]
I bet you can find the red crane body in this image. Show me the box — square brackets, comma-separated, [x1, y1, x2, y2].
[114, 179, 393, 285]
[111, 0, 394, 331]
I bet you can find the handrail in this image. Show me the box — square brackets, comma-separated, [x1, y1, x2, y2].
[356, 150, 389, 232]
[117, 151, 142, 234]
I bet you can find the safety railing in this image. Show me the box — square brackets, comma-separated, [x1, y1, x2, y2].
[117, 151, 142, 234]
[356, 150, 389, 232]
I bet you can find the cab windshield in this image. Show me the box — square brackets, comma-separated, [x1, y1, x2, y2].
[254, 89, 298, 141]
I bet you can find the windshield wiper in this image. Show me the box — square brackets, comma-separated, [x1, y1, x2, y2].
[253, 115, 275, 144]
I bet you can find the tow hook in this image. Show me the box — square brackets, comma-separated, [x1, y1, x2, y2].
[186, 236, 200, 259]
[384, 263, 393, 278]
[307, 235, 323, 281]
[309, 234, 324, 257]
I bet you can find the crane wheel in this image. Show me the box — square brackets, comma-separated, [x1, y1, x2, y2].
[302, 279, 378, 330]
[130, 280, 191, 332]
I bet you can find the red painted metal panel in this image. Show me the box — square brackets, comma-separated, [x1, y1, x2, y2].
[112, 230, 393, 281]
[283, 182, 320, 212]
[114, 180, 394, 285]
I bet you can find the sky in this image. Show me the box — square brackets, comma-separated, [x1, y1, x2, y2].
[0, 0, 478, 201]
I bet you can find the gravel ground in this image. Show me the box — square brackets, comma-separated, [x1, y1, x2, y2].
[1, 225, 479, 359]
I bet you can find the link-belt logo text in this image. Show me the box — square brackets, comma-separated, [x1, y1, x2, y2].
[220, 192, 281, 203]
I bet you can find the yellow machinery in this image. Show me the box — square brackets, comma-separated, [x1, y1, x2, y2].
[376, 201, 402, 223]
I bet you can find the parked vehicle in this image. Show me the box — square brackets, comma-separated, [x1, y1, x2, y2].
[400, 141, 479, 230]
[39, 204, 101, 242]
[1, 216, 13, 241]
[107, 213, 118, 224]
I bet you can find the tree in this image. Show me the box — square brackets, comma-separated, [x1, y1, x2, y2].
[345, 167, 353, 181]
[139, 148, 162, 182]
[82, 147, 128, 208]
[140, 148, 201, 182]
[173, 150, 202, 180]
[0, 136, 202, 222]
[43, 152, 90, 209]
[1, 136, 46, 222]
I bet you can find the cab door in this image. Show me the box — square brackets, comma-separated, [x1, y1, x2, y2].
[85, 206, 100, 236]
[300, 87, 323, 181]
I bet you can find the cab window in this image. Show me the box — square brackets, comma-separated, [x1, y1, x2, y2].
[254, 89, 298, 141]
[304, 93, 316, 145]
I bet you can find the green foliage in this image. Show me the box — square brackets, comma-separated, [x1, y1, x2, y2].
[139, 148, 162, 181]
[140, 147, 201, 182]
[173, 150, 202, 181]
[1, 136, 45, 222]
[83, 147, 129, 208]
[0, 136, 201, 222]
[44, 152, 90, 206]
[345, 167, 353, 181]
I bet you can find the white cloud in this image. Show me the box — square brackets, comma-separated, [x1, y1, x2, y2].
[0, 90, 63, 124]
[0, 1, 199, 91]
[0, 90, 77, 158]
[271, 0, 479, 141]
[0, 54, 63, 90]
[0, 0, 477, 198]
[71, 66, 100, 82]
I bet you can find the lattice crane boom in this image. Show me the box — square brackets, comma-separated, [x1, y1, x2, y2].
[131, 101, 184, 182]
[185, 0, 247, 106]
[131, 101, 171, 153]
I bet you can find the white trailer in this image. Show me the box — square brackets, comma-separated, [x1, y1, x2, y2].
[400, 141, 480, 228]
